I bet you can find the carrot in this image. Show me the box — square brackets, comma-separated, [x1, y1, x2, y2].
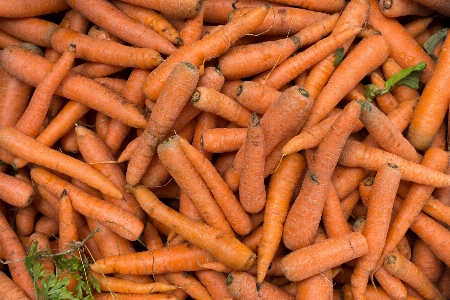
[226, 271, 295, 300]
[142, 4, 270, 102]
[34, 214, 59, 238]
[349, 163, 401, 300]
[407, 30, 450, 151]
[0, 29, 22, 48]
[235, 81, 282, 114]
[196, 270, 234, 300]
[381, 58, 421, 102]
[217, 12, 340, 80]
[50, 28, 163, 69]
[16, 205, 38, 238]
[379, 0, 434, 17]
[0, 1, 68, 17]
[200, 127, 247, 153]
[339, 139, 450, 188]
[239, 113, 266, 214]
[0, 270, 31, 300]
[283, 100, 361, 251]
[64, 0, 177, 55]
[252, 27, 362, 90]
[411, 238, 444, 283]
[281, 232, 369, 282]
[127, 184, 256, 270]
[0, 44, 148, 129]
[368, 70, 400, 114]
[404, 17, 434, 38]
[413, 0, 450, 16]
[0, 172, 34, 208]
[157, 135, 234, 235]
[180, 0, 207, 46]
[376, 147, 449, 272]
[178, 136, 252, 236]
[224, 86, 313, 192]
[30, 167, 143, 241]
[164, 271, 213, 300]
[75, 124, 145, 221]
[0, 211, 35, 299]
[384, 252, 442, 300]
[322, 185, 353, 238]
[111, 0, 182, 46]
[303, 34, 390, 129]
[0, 17, 59, 48]
[126, 61, 199, 186]
[367, 0, 436, 84]
[437, 266, 450, 299]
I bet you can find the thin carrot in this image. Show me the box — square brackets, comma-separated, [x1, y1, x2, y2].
[93, 293, 179, 300]
[164, 271, 213, 300]
[126, 61, 199, 186]
[407, 30, 450, 151]
[252, 27, 362, 90]
[180, 0, 207, 46]
[437, 266, 450, 299]
[16, 205, 38, 237]
[322, 185, 353, 238]
[381, 58, 421, 102]
[257, 152, 306, 288]
[142, 4, 270, 102]
[384, 252, 442, 300]
[283, 100, 361, 251]
[379, 0, 434, 17]
[217, 12, 340, 79]
[239, 113, 266, 214]
[281, 232, 369, 282]
[178, 136, 252, 236]
[413, 0, 450, 16]
[269, 0, 345, 13]
[349, 162, 401, 300]
[404, 17, 434, 38]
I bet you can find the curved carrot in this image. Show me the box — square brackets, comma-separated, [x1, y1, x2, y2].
[322, 185, 352, 239]
[142, 4, 270, 102]
[126, 61, 199, 186]
[256, 152, 306, 287]
[126, 185, 256, 270]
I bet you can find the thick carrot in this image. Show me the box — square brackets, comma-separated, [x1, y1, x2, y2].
[178, 136, 253, 236]
[0, 270, 31, 300]
[239, 113, 266, 214]
[379, 0, 434, 17]
[15, 205, 38, 237]
[157, 135, 234, 235]
[127, 185, 256, 270]
[252, 27, 362, 90]
[350, 163, 402, 300]
[226, 271, 295, 300]
[200, 127, 247, 153]
[283, 100, 361, 251]
[126, 61, 199, 186]
[407, 30, 450, 151]
[367, 0, 436, 84]
[142, 4, 270, 102]
[302, 34, 390, 129]
[217, 12, 340, 79]
[384, 252, 441, 300]
[281, 232, 368, 282]
[257, 152, 306, 287]
[235, 81, 281, 114]
[50, 28, 163, 69]
[0, 44, 148, 129]
[411, 238, 444, 283]
[0, 17, 59, 48]
[196, 270, 234, 300]
[0, 172, 34, 208]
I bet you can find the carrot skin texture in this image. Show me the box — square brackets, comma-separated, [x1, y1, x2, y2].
[281, 232, 369, 282]
[0, 126, 123, 199]
[0, 172, 34, 208]
[127, 185, 256, 270]
[0, 45, 148, 129]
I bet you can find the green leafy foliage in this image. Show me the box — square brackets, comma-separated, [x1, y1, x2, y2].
[364, 62, 426, 102]
[423, 28, 449, 61]
[333, 47, 344, 67]
[25, 241, 100, 300]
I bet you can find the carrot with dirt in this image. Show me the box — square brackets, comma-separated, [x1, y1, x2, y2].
[142, 4, 270, 102]
[379, 0, 434, 17]
[252, 27, 362, 90]
[126, 61, 199, 186]
[0, 44, 148, 129]
[239, 113, 266, 214]
[0, 270, 32, 300]
[235, 81, 282, 114]
[224, 86, 313, 192]
[110, 0, 182, 45]
[180, 0, 207, 46]
[407, 29, 450, 151]
[50, 28, 163, 69]
[217, 12, 340, 80]
[178, 136, 253, 236]
[256, 152, 306, 288]
[126, 184, 256, 270]
[283, 100, 361, 251]
[157, 135, 234, 235]
[349, 163, 402, 300]
[302, 34, 390, 129]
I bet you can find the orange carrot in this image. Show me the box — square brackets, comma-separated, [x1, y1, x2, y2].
[180, 0, 207, 46]
[381, 58, 421, 102]
[235, 81, 282, 114]
[142, 4, 270, 102]
[0, 270, 31, 300]
[252, 27, 362, 90]
[126, 61, 199, 186]
[200, 127, 247, 153]
[379, 0, 434, 17]
[350, 163, 402, 300]
[0, 172, 34, 208]
[413, 0, 450, 16]
[322, 185, 353, 239]
[164, 271, 213, 300]
[126, 185, 256, 270]
[268, 0, 345, 13]
[281, 232, 369, 282]
[404, 17, 434, 37]
[0, 17, 59, 48]
[257, 152, 306, 287]
[283, 100, 361, 251]
[15, 205, 38, 237]
[239, 113, 266, 214]
[196, 270, 234, 300]
[411, 238, 444, 283]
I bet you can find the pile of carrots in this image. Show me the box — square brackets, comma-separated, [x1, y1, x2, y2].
[1, 0, 450, 299]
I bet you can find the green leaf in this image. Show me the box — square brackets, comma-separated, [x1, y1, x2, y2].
[333, 47, 344, 67]
[423, 28, 448, 60]
[363, 84, 379, 102]
[382, 62, 426, 93]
